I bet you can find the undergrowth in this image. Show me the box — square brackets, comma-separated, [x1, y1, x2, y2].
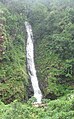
[0, 91, 74, 119]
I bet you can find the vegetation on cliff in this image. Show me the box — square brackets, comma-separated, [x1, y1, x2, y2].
[28, 0, 74, 97]
[0, 2, 28, 104]
[0, 0, 74, 118]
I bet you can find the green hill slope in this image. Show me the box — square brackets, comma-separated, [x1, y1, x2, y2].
[0, 2, 28, 104]
[28, 0, 74, 98]
[0, 0, 74, 118]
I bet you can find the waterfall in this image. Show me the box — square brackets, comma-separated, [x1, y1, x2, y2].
[25, 21, 42, 104]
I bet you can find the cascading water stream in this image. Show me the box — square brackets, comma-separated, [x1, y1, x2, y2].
[25, 21, 42, 103]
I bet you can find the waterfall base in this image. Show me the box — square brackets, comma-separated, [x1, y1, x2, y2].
[32, 103, 47, 107]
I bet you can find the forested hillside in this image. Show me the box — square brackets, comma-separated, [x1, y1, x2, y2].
[0, 1, 28, 104]
[28, 0, 74, 98]
[0, 0, 74, 119]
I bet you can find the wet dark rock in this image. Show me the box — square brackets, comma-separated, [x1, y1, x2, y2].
[45, 92, 58, 100]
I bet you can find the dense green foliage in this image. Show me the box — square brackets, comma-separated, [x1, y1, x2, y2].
[0, 2, 28, 104]
[0, 91, 74, 119]
[0, 0, 74, 118]
[27, 0, 74, 97]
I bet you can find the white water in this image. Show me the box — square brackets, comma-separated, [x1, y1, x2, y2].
[25, 21, 42, 103]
